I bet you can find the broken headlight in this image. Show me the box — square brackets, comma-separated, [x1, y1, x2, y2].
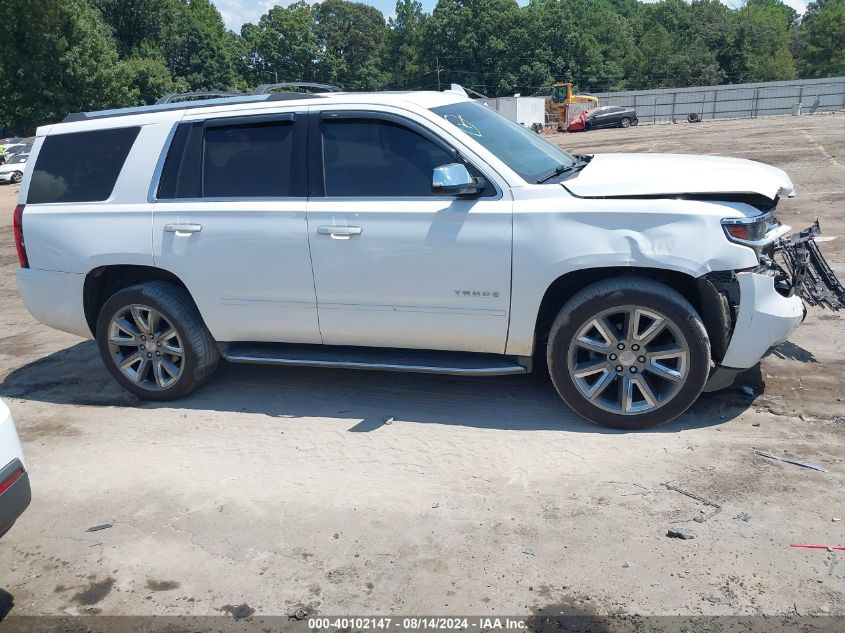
[721, 211, 778, 244]
[721, 211, 789, 257]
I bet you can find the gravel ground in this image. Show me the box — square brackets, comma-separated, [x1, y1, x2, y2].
[0, 113, 843, 628]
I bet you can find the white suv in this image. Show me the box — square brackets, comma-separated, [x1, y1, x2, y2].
[13, 88, 843, 429]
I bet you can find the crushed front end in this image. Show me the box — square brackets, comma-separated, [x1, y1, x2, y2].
[771, 220, 845, 311]
[700, 218, 844, 392]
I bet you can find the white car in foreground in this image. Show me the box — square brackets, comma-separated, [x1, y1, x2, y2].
[12, 87, 845, 429]
[0, 152, 28, 184]
[0, 399, 30, 537]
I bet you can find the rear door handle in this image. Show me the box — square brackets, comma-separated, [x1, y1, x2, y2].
[317, 226, 362, 239]
[164, 223, 202, 235]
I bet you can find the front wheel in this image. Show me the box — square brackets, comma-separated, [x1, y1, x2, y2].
[10, 171, 22, 184]
[547, 278, 711, 430]
[96, 281, 219, 400]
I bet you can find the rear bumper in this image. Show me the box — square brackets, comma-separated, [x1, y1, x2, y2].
[720, 272, 805, 370]
[0, 459, 31, 538]
[16, 268, 91, 339]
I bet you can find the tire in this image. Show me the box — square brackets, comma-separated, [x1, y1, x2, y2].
[96, 281, 219, 400]
[620, 117, 631, 128]
[546, 277, 710, 430]
[631, 118, 639, 126]
[10, 171, 22, 184]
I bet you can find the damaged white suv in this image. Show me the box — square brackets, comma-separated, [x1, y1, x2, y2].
[14, 87, 844, 429]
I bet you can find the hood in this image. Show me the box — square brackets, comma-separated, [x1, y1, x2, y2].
[564, 153, 795, 201]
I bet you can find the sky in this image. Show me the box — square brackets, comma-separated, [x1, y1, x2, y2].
[212, 0, 807, 32]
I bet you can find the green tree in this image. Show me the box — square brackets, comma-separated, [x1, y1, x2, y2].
[383, 0, 428, 89]
[161, 0, 237, 90]
[727, 0, 797, 82]
[798, 0, 845, 77]
[313, 0, 386, 89]
[92, 0, 174, 57]
[117, 53, 188, 105]
[423, 0, 527, 95]
[239, 1, 320, 87]
[0, 0, 130, 134]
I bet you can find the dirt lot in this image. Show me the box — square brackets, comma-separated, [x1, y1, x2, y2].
[0, 114, 843, 626]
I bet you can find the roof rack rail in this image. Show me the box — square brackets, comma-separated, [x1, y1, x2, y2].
[254, 82, 342, 95]
[156, 91, 246, 104]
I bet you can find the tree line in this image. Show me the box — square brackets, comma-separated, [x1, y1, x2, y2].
[1, 0, 843, 134]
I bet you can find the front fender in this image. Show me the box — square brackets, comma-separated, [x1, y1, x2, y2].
[505, 195, 759, 356]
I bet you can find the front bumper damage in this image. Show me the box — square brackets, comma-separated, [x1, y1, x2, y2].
[774, 220, 845, 311]
[703, 221, 844, 392]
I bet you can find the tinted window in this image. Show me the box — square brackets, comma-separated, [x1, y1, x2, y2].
[28, 127, 139, 204]
[322, 119, 454, 197]
[203, 120, 294, 197]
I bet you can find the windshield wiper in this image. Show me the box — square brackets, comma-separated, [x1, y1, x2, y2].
[536, 155, 591, 184]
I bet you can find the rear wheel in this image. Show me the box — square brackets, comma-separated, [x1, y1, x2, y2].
[547, 278, 710, 429]
[10, 171, 22, 184]
[620, 117, 632, 128]
[96, 281, 219, 400]
[631, 118, 639, 126]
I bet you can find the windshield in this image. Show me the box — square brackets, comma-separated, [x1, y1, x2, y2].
[431, 101, 575, 183]
[9, 154, 27, 164]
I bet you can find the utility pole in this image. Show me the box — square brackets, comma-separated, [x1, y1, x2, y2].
[436, 57, 442, 91]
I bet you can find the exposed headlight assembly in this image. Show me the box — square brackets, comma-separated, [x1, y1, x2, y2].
[721, 211, 789, 250]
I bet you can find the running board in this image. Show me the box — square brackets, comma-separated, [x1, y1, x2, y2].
[219, 343, 528, 376]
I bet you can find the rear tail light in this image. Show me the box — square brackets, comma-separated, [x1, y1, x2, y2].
[13, 203, 28, 268]
[0, 467, 23, 495]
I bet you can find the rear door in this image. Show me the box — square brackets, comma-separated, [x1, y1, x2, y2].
[152, 110, 321, 344]
[305, 108, 513, 354]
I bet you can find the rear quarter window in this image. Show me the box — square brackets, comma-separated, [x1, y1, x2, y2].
[27, 127, 140, 204]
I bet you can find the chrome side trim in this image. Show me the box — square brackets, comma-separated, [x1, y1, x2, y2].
[221, 351, 527, 376]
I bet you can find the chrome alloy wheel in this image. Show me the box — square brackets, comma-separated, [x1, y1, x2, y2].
[107, 304, 184, 391]
[566, 305, 690, 415]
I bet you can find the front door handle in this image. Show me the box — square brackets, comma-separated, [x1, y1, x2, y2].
[317, 226, 362, 239]
[164, 223, 202, 235]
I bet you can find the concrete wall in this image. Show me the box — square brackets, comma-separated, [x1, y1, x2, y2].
[592, 76, 845, 123]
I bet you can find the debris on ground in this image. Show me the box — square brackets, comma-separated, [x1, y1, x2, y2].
[85, 524, 112, 532]
[741, 386, 756, 397]
[790, 544, 845, 551]
[662, 483, 722, 523]
[734, 513, 752, 522]
[833, 518, 841, 522]
[521, 548, 536, 556]
[754, 450, 828, 472]
[221, 603, 255, 621]
[383, 416, 394, 425]
[667, 529, 695, 540]
[287, 607, 309, 620]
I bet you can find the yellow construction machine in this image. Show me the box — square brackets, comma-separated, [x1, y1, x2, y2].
[546, 82, 599, 129]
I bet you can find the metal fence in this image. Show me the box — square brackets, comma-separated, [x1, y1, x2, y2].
[593, 76, 845, 124]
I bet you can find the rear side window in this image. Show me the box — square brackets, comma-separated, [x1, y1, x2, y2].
[203, 120, 294, 197]
[157, 116, 300, 199]
[28, 127, 140, 204]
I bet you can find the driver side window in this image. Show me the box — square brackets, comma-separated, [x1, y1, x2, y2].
[321, 118, 455, 197]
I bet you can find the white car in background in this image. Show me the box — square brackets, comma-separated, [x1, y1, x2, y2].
[0, 152, 28, 184]
[0, 399, 30, 537]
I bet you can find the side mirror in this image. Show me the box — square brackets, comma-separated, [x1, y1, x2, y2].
[432, 163, 484, 197]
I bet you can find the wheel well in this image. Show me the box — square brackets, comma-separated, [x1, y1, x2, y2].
[533, 267, 721, 355]
[83, 265, 193, 336]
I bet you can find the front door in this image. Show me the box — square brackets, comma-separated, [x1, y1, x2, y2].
[306, 110, 513, 354]
[152, 111, 321, 344]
